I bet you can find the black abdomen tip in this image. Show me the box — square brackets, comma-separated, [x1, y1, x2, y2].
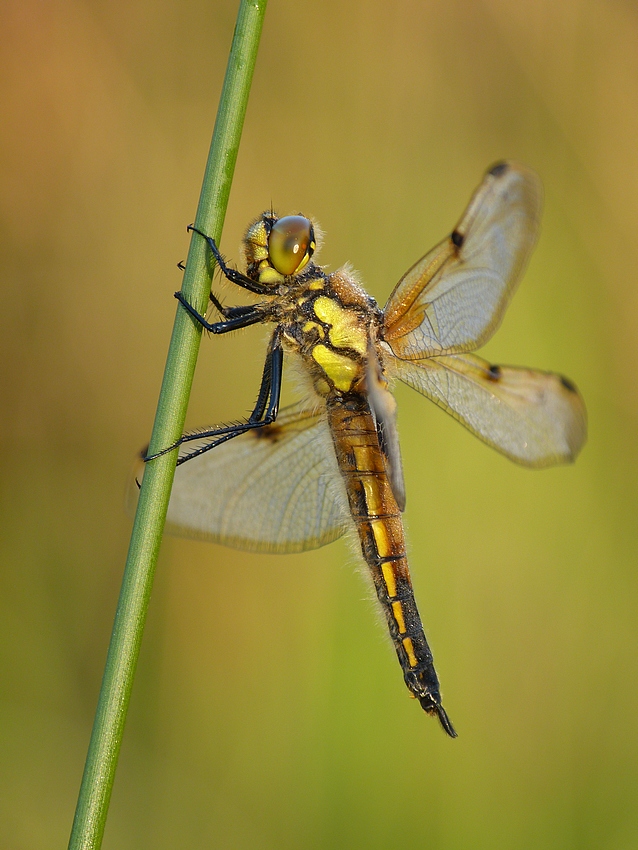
[419, 694, 458, 738]
[435, 705, 458, 738]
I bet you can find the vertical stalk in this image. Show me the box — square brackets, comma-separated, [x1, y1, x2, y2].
[68, 2, 268, 847]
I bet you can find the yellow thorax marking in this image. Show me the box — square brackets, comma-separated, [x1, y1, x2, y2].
[314, 377, 331, 396]
[311, 345, 359, 392]
[302, 320, 325, 338]
[313, 296, 367, 355]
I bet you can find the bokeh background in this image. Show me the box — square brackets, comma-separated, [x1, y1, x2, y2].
[1, 1, 637, 847]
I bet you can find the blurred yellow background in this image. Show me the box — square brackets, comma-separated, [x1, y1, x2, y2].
[1, 1, 637, 847]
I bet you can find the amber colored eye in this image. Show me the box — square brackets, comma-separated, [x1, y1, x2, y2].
[268, 215, 314, 275]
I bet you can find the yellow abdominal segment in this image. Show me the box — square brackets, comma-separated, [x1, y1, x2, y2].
[381, 563, 397, 597]
[370, 519, 392, 558]
[402, 637, 419, 667]
[392, 601, 407, 634]
[361, 477, 383, 515]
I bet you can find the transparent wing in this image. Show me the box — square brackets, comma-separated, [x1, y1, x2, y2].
[383, 162, 542, 359]
[130, 403, 349, 553]
[389, 351, 587, 467]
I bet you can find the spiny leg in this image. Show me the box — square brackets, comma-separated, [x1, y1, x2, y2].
[175, 341, 283, 465]
[174, 290, 263, 334]
[146, 227, 283, 462]
[177, 262, 257, 320]
[144, 337, 283, 465]
[178, 222, 273, 327]
[187, 224, 272, 295]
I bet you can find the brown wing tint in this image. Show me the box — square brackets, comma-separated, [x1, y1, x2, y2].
[383, 162, 542, 359]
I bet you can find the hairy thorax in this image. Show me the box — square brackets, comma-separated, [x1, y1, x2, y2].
[271, 267, 383, 399]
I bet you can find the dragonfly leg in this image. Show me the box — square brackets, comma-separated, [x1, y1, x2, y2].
[174, 291, 263, 334]
[144, 338, 283, 465]
[187, 224, 271, 295]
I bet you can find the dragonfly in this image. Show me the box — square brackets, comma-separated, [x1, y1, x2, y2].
[140, 162, 587, 737]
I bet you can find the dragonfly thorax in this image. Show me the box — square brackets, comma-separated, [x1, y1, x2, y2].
[277, 268, 382, 398]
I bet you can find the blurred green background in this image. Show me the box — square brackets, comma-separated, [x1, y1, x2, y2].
[1, 1, 637, 847]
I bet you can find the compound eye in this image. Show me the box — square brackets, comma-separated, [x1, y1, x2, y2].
[268, 215, 314, 276]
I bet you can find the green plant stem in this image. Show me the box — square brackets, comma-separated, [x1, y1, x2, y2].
[68, 3, 268, 847]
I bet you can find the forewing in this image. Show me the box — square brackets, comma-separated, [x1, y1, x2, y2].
[390, 351, 587, 467]
[383, 162, 542, 359]
[130, 404, 349, 553]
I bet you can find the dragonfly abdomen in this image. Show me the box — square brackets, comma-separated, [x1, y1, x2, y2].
[326, 395, 457, 737]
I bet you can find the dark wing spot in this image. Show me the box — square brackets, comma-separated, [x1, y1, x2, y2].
[487, 364, 502, 381]
[488, 161, 509, 177]
[251, 423, 284, 443]
[560, 375, 577, 393]
[451, 229, 464, 248]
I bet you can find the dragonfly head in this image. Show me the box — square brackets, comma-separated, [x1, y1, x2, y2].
[244, 212, 319, 286]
